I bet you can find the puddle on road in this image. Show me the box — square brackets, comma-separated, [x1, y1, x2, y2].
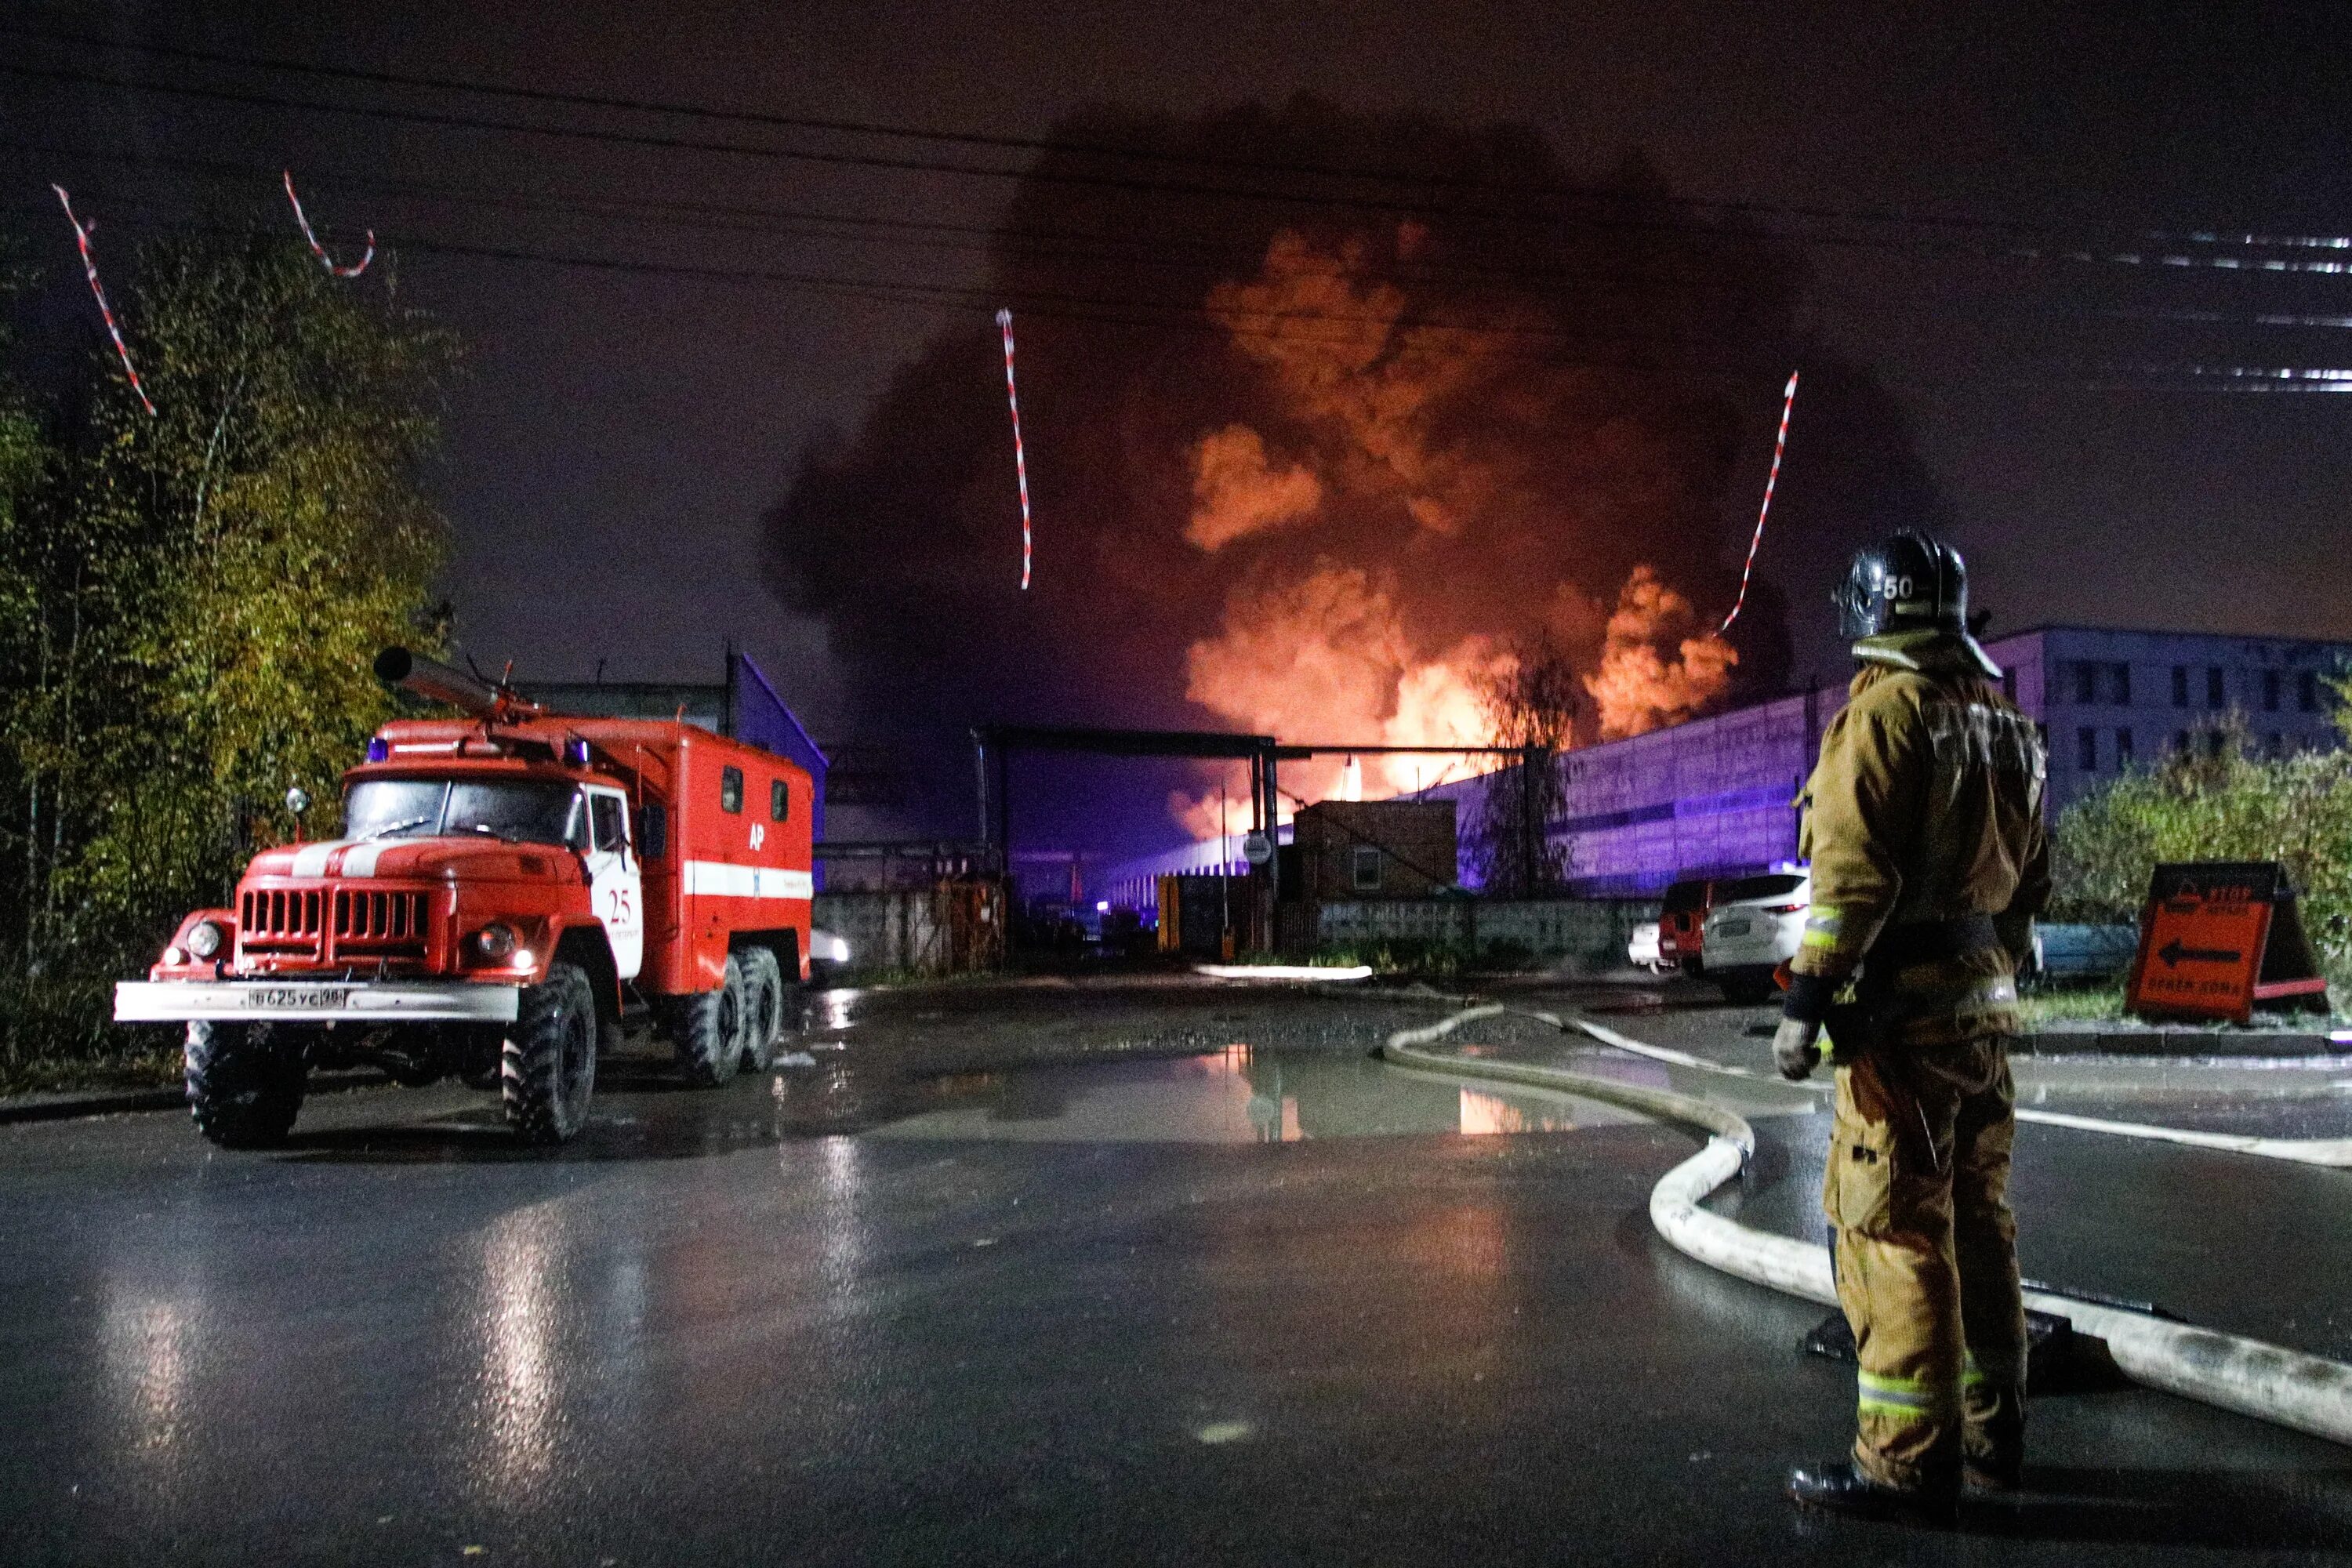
[863, 1044, 1646, 1145]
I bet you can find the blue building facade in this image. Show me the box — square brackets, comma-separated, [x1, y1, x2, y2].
[1425, 625, 2350, 898]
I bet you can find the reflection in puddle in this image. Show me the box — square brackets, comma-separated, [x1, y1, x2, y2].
[867, 1045, 1644, 1144]
[810, 986, 862, 1033]
[469, 1208, 566, 1502]
[98, 1290, 194, 1461]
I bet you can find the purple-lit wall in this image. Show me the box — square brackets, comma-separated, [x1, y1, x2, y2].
[1418, 688, 1822, 897]
[1424, 625, 2350, 898]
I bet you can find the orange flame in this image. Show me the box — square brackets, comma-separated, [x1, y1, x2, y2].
[1169, 227, 1738, 834]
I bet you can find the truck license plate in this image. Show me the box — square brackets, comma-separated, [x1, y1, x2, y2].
[244, 986, 352, 1011]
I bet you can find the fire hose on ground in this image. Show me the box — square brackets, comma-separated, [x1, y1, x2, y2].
[1381, 1004, 2352, 1449]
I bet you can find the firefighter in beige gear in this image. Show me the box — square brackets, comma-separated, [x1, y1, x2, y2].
[1774, 531, 2049, 1527]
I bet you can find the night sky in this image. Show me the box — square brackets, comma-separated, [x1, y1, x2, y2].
[8, 1, 2352, 856]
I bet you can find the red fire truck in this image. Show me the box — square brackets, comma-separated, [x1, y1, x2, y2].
[114, 648, 815, 1146]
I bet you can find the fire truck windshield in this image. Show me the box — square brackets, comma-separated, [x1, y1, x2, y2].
[345, 779, 583, 848]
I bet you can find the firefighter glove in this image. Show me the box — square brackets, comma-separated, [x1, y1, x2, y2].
[1773, 1016, 1823, 1082]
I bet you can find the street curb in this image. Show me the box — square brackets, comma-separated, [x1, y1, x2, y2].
[0, 1069, 394, 1127]
[0, 1086, 185, 1124]
[2015, 1028, 2348, 1058]
[1381, 1008, 2352, 1450]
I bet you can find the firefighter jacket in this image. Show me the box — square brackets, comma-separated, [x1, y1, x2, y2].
[1792, 630, 2051, 1047]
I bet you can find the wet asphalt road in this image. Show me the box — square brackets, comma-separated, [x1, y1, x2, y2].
[4, 978, 2350, 1565]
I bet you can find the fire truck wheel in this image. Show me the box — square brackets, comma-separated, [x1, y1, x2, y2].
[677, 954, 746, 1088]
[185, 1020, 307, 1148]
[739, 947, 783, 1073]
[503, 962, 598, 1145]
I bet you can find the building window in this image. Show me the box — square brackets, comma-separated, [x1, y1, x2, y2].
[1352, 845, 1383, 891]
[720, 765, 744, 813]
[2109, 663, 2131, 704]
[2174, 729, 2191, 755]
[2078, 727, 2098, 771]
[2115, 728, 2133, 768]
[2172, 665, 2189, 707]
[2263, 670, 2281, 712]
[2206, 730, 2227, 760]
[2270, 733, 2286, 758]
[2299, 671, 2320, 713]
[2207, 666, 2225, 709]
[2073, 662, 2097, 704]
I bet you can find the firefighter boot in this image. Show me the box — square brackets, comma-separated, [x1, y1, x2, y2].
[1961, 1353, 2025, 1491]
[1788, 1460, 1959, 1527]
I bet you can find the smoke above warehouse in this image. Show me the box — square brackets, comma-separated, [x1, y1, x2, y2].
[764, 98, 1947, 840]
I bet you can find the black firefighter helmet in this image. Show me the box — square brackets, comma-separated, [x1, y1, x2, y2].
[1835, 529, 1969, 643]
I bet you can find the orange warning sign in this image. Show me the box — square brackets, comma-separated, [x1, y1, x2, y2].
[2125, 862, 2329, 1024]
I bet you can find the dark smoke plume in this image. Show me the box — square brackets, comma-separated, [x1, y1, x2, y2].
[764, 98, 1944, 838]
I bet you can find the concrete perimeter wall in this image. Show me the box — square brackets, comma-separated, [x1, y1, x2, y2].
[1317, 897, 1660, 972]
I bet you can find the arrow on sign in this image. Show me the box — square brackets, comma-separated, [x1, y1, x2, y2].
[2158, 938, 2242, 967]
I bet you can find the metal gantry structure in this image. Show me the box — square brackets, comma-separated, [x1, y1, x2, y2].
[971, 726, 1552, 947]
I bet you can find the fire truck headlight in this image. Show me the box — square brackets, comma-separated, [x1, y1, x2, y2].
[476, 923, 517, 960]
[162, 946, 187, 967]
[513, 949, 535, 971]
[186, 920, 225, 960]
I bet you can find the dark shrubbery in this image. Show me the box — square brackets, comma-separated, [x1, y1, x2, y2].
[0, 231, 456, 1089]
[2052, 699, 2352, 991]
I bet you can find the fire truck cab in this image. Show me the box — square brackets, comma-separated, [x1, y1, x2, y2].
[114, 648, 816, 1146]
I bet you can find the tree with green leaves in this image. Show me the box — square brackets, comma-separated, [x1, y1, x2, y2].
[2051, 689, 2352, 990]
[0, 228, 458, 1076]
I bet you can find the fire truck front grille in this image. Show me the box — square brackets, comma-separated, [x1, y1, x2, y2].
[335, 888, 432, 953]
[241, 887, 325, 951]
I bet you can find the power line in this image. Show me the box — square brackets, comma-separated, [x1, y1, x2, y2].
[14, 53, 2352, 281]
[19, 129, 2352, 342]
[27, 147, 2352, 372]
[17, 191, 2347, 395]
[0, 136, 1817, 302]
[16, 20, 2352, 256]
[0, 21, 2194, 244]
[0, 190, 1763, 368]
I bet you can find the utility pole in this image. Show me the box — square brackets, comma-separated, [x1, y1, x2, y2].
[1219, 778, 1232, 960]
[1520, 745, 1541, 895]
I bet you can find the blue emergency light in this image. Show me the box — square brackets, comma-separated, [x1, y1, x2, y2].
[365, 737, 390, 763]
[565, 738, 592, 767]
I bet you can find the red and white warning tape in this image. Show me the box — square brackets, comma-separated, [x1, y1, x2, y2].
[282, 170, 375, 278]
[996, 308, 1033, 590]
[1720, 369, 1798, 634]
[52, 185, 154, 416]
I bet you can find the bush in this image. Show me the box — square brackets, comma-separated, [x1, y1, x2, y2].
[0, 975, 175, 1093]
[1478, 937, 1538, 971]
[1316, 938, 1472, 978]
[2051, 709, 2352, 989]
[0, 228, 456, 1089]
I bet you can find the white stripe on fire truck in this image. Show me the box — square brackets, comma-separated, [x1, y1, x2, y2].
[289, 840, 347, 878]
[340, 842, 387, 878]
[682, 862, 814, 901]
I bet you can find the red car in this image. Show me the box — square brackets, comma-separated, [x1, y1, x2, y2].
[1657, 877, 1716, 975]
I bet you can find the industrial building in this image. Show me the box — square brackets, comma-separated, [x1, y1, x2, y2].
[1416, 624, 2351, 896]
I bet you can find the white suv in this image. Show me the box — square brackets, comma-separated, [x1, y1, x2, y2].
[1700, 869, 1810, 1004]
